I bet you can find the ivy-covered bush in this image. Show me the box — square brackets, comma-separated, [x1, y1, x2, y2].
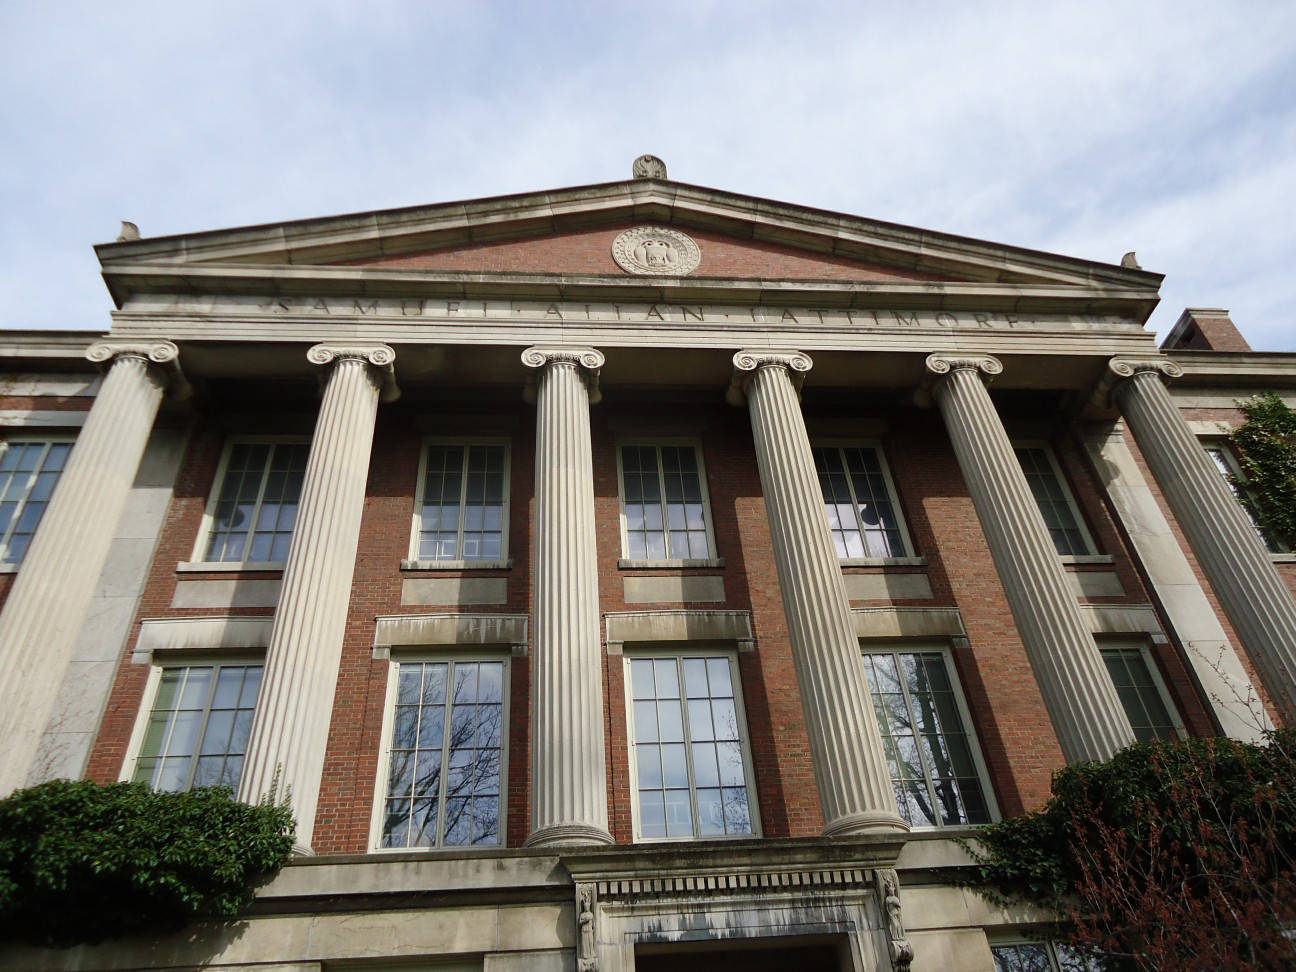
[0, 780, 294, 948]
[1231, 392, 1296, 549]
[966, 731, 1296, 970]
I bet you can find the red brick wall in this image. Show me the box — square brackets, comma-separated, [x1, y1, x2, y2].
[339, 223, 960, 283]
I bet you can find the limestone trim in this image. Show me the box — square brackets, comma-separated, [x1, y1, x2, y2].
[0, 349, 172, 795]
[604, 609, 754, 653]
[236, 346, 391, 848]
[877, 867, 915, 972]
[522, 346, 604, 404]
[522, 345, 613, 847]
[1086, 355, 1184, 416]
[924, 353, 1136, 763]
[731, 348, 908, 836]
[306, 342, 400, 402]
[131, 616, 274, 663]
[372, 613, 529, 655]
[851, 607, 966, 640]
[1109, 363, 1296, 721]
[85, 339, 191, 400]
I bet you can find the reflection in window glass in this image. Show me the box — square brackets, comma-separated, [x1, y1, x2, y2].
[382, 660, 504, 848]
[418, 444, 507, 561]
[1101, 647, 1180, 744]
[1014, 447, 1092, 556]
[134, 664, 262, 792]
[0, 439, 72, 564]
[629, 655, 753, 840]
[813, 446, 907, 558]
[621, 445, 711, 560]
[992, 941, 1103, 972]
[863, 649, 991, 827]
[206, 442, 308, 562]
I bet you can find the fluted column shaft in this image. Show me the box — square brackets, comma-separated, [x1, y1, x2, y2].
[522, 347, 612, 846]
[0, 343, 180, 796]
[237, 344, 396, 850]
[1112, 360, 1296, 720]
[732, 350, 907, 836]
[927, 354, 1134, 763]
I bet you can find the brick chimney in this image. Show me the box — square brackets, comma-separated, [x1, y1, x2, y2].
[1161, 307, 1252, 352]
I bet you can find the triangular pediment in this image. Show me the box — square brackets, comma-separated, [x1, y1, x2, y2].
[95, 178, 1163, 314]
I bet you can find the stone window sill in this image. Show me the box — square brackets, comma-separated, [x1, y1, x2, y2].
[838, 556, 928, 567]
[1060, 554, 1115, 565]
[0, 563, 17, 574]
[176, 560, 286, 573]
[1272, 553, 1296, 563]
[618, 558, 726, 569]
[400, 559, 514, 571]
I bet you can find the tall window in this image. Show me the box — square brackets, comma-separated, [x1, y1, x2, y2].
[132, 663, 262, 792]
[1204, 444, 1287, 553]
[414, 443, 509, 562]
[378, 658, 505, 849]
[203, 441, 308, 562]
[626, 653, 756, 840]
[991, 941, 1102, 971]
[812, 444, 909, 558]
[1100, 643, 1182, 744]
[0, 438, 72, 565]
[1014, 445, 1095, 557]
[862, 647, 993, 827]
[619, 444, 714, 561]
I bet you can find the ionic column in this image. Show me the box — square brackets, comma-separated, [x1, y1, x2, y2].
[925, 354, 1134, 763]
[0, 341, 187, 797]
[237, 344, 397, 850]
[1108, 358, 1296, 720]
[730, 350, 907, 836]
[522, 347, 612, 846]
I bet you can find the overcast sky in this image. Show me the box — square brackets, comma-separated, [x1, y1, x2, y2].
[3, 1, 1294, 348]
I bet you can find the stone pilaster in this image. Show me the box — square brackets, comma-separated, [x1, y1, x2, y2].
[0, 341, 184, 796]
[925, 354, 1134, 762]
[1108, 357, 1296, 720]
[237, 344, 397, 850]
[731, 350, 907, 836]
[522, 347, 612, 846]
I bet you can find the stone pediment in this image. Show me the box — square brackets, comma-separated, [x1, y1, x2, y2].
[95, 179, 1163, 313]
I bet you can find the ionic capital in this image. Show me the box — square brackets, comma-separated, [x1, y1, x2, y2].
[307, 343, 399, 402]
[521, 346, 605, 404]
[726, 349, 813, 406]
[85, 340, 191, 400]
[915, 353, 1002, 407]
[1086, 355, 1184, 416]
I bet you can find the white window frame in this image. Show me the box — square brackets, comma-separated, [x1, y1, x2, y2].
[369, 650, 511, 852]
[616, 439, 719, 565]
[861, 641, 999, 830]
[622, 646, 761, 843]
[812, 439, 915, 562]
[1097, 637, 1186, 743]
[407, 438, 512, 568]
[1202, 440, 1289, 553]
[120, 653, 264, 791]
[189, 436, 310, 567]
[0, 435, 75, 566]
[1013, 440, 1099, 558]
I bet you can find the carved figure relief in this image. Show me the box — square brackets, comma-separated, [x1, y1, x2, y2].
[577, 882, 599, 972]
[612, 226, 701, 276]
[876, 868, 914, 972]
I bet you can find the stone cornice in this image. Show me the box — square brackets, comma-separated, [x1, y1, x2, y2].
[85, 340, 191, 400]
[727, 349, 812, 405]
[306, 343, 399, 402]
[521, 346, 605, 404]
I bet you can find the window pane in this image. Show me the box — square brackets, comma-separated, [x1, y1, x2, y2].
[865, 650, 990, 827]
[419, 444, 508, 561]
[1102, 648, 1180, 743]
[1014, 447, 1092, 556]
[621, 445, 711, 560]
[0, 440, 72, 565]
[629, 654, 753, 840]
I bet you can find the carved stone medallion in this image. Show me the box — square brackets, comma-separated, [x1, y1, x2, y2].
[612, 226, 701, 276]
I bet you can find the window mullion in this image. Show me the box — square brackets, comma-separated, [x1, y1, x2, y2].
[655, 446, 671, 559]
[247, 444, 276, 552]
[838, 446, 866, 539]
[436, 661, 455, 846]
[455, 446, 471, 557]
[895, 652, 941, 820]
[184, 665, 221, 792]
[677, 657, 702, 838]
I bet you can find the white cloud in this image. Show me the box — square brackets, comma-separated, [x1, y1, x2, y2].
[1, 0, 1293, 347]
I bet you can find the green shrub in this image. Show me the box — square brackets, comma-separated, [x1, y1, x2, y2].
[1231, 392, 1296, 549]
[0, 780, 294, 947]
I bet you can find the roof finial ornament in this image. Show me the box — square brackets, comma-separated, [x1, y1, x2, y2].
[1121, 251, 1142, 269]
[632, 155, 667, 180]
[116, 221, 140, 242]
